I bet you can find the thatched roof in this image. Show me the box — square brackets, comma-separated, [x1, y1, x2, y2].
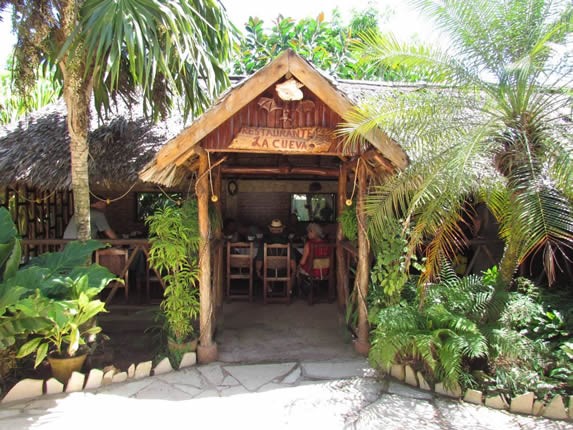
[0, 50, 440, 192]
[0, 98, 183, 191]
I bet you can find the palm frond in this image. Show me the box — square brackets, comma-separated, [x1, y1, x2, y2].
[79, 0, 235, 120]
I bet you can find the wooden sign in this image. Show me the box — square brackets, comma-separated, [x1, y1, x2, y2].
[229, 127, 335, 154]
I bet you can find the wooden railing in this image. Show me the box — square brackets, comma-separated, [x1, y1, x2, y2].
[21, 239, 160, 304]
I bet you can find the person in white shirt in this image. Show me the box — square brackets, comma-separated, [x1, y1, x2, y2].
[63, 197, 117, 239]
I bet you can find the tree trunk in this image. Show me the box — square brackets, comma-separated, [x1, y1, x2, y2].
[59, 1, 94, 242]
[354, 161, 370, 356]
[499, 240, 520, 287]
[196, 150, 216, 362]
[336, 162, 349, 309]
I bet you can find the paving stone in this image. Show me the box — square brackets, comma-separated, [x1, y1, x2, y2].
[485, 394, 509, 410]
[0, 408, 22, 419]
[157, 368, 203, 387]
[45, 377, 64, 395]
[95, 378, 153, 397]
[354, 393, 441, 430]
[225, 363, 296, 391]
[434, 398, 521, 430]
[172, 384, 203, 397]
[134, 360, 152, 379]
[435, 382, 462, 398]
[194, 388, 220, 399]
[302, 360, 369, 380]
[543, 395, 568, 420]
[179, 352, 197, 369]
[134, 380, 192, 401]
[417, 372, 431, 391]
[153, 357, 173, 376]
[533, 400, 545, 416]
[197, 363, 225, 386]
[220, 375, 240, 387]
[390, 364, 405, 381]
[404, 365, 417, 387]
[112, 372, 128, 384]
[84, 369, 103, 390]
[387, 381, 433, 400]
[2, 379, 43, 404]
[463, 389, 483, 405]
[510, 392, 534, 415]
[65, 372, 85, 392]
[220, 385, 251, 397]
[127, 363, 135, 378]
[282, 366, 301, 384]
[102, 369, 115, 385]
[22, 397, 60, 411]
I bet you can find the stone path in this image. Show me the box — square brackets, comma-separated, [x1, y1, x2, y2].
[1, 358, 571, 430]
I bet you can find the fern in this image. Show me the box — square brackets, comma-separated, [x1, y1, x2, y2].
[370, 302, 487, 390]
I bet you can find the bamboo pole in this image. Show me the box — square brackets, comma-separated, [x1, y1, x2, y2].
[336, 162, 349, 309]
[354, 161, 370, 356]
[197, 151, 217, 363]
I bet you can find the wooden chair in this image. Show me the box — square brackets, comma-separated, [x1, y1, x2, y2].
[95, 248, 129, 303]
[263, 243, 292, 304]
[226, 241, 254, 302]
[303, 242, 335, 305]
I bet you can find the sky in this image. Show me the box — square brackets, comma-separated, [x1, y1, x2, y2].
[0, 0, 436, 70]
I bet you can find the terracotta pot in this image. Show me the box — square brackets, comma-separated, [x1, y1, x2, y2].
[167, 337, 198, 354]
[48, 353, 88, 383]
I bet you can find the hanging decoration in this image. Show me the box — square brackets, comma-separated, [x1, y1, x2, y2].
[346, 159, 361, 206]
[208, 152, 218, 203]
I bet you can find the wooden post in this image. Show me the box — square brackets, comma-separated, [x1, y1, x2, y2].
[212, 164, 225, 310]
[196, 150, 217, 363]
[354, 160, 370, 356]
[336, 162, 349, 309]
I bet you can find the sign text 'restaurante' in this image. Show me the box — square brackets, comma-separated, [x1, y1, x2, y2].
[229, 127, 335, 153]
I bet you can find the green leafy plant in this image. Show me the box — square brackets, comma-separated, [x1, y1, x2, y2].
[370, 302, 488, 390]
[0, 208, 115, 368]
[338, 203, 358, 241]
[147, 200, 201, 344]
[370, 261, 543, 392]
[368, 219, 423, 314]
[16, 276, 107, 367]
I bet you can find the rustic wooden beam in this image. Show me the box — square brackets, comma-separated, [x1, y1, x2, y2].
[155, 55, 290, 169]
[220, 166, 339, 177]
[362, 148, 395, 174]
[336, 162, 349, 309]
[197, 152, 217, 363]
[354, 160, 370, 356]
[287, 50, 407, 170]
[212, 164, 224, 311]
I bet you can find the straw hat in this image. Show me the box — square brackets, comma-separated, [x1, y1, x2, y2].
[268, 219, 285, 232]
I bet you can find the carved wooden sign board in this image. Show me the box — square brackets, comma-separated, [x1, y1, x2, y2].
[229, 127, 336, 154]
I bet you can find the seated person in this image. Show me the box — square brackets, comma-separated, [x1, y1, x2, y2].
[255, 219, 296, 277]
[223, 218, 241, 242]
[286, 212, 304, 242]
[63, 196, 117, 239]
[298, 223, 327, 276]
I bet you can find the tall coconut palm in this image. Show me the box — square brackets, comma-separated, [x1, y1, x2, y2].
[343, 0, 573, 286]
[0, 0, 234, 240]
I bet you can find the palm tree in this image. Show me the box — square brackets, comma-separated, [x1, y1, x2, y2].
[343, 0, 573, 286]
[0, 0, 234, 240]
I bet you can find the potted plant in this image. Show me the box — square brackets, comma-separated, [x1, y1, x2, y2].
[146, 200, 201, 357]
[16, 276, 107, 382]
[0, 209, 116, 382]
